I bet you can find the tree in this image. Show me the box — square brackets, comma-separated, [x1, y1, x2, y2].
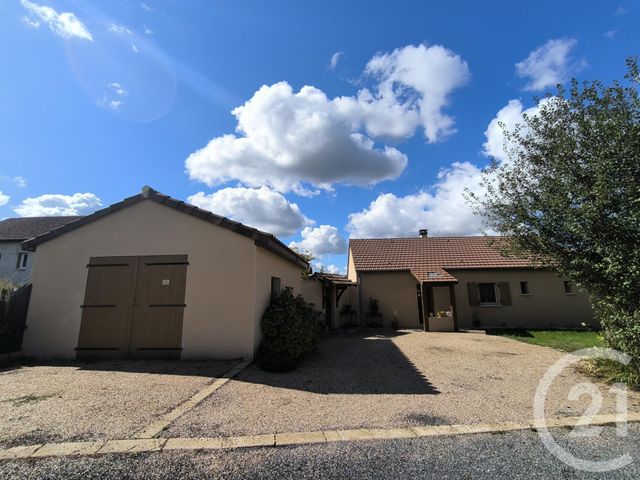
[470, 58, 640, 369]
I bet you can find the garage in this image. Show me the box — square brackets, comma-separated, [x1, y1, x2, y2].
[20, 186, 308, 360]
[77, 255, 188, 360]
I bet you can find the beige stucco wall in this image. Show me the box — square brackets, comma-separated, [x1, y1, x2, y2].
[358, 271, 420, 328]
[23, 199, 266, 360]
[451, 269, 594, 329]
[346, 250, 357, 282]
[301, 279, 324, 313]
[253, 247, 302, 352]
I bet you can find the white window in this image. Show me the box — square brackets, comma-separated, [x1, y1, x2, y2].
[478, 283, 498, 304]
[16, 253, 28, 270]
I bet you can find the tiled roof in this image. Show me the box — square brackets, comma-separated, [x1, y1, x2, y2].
[349, 236, 537, 283]
[0, 216, 82, 241]
[22, 186, 309, 270]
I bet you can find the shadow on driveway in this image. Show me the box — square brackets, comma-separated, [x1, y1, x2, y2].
[241, 328, 439, 395]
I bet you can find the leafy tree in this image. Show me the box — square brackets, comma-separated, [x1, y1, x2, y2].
[470, 58, 640, 369]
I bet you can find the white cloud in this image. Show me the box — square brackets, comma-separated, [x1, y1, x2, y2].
[97, 82, 129, 111]
[0, 192, 9, 207]
[363, 44, 471, 142]
[13, 176, 27, 188]
[186, 82, 408, 195]
[187, 186, 313, 237]
[289, 225, 347, 257]
[347, 162, 485, 238]
[312, 262, 344, 275]
[141, 2, 154, 11]
[21, 0, 93, 41]
[483, 98, 555, 163]
[144, 24, 153, 35]
[615, 5, 628, 15]
[515, 38, 585, 91]
[604, 30, 617, 39]
[329, 51, 344, 70]
[186, 44, 470, 194]
[15, 193, 101, 217]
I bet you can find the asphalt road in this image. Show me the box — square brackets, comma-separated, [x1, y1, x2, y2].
[1, 424, 639, 479]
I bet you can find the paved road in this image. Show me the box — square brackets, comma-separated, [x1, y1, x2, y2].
[1, 424, 638, 479]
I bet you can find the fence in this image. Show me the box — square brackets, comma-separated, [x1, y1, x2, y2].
[0, 284, 32, 354]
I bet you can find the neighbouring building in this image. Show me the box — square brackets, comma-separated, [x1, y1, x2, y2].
[0, 216, 81, 285]
[347, 231, 594, 331]
[21, 187, 308, 360]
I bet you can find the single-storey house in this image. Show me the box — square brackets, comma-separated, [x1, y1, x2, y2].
[347, 230, 594, 330]
[0, 216, 80, 285]
[21, 187, 308, 360]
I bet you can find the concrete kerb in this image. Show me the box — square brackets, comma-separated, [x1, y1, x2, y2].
[134, 359, 251, 439]
[3, 413, 639, 461]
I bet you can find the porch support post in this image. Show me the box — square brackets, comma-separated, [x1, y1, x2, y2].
[420, 283, 428, 332]
[449, 284, 458, 331]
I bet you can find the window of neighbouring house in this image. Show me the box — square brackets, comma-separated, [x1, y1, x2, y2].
[520, 281, 530, 295]
[16, 253, 28, 270]
[478, 283, 498, 304]
[563, 280, 575, 294]
[271, 276, 281, 296]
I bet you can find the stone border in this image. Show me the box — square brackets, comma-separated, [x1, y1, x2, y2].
[2, 413, 639, 461]
[134, 360, 251, 439]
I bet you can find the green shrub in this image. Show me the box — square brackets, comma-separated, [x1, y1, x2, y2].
[597, 302, 640, 375]
[258, 287, 323, 372]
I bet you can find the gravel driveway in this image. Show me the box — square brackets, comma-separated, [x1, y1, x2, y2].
[0, 360, 236, 447]
[165, 329, 640, 438]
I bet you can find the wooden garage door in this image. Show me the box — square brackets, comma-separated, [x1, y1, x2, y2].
[76, 255, 188, 360]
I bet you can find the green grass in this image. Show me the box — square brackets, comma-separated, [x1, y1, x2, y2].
[488, 329, 604, 352]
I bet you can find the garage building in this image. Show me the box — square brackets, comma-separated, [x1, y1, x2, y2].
[21, 186, 308, 360]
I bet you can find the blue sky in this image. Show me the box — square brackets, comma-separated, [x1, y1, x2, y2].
[0, 1, 638, 273]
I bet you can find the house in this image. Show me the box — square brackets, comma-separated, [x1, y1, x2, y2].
[347, 230, 594, 330]
[21, 186, 308, 360]
[0, 216, 81, 285]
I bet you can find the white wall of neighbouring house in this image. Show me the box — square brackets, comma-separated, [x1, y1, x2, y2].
[450, 269, 595, 329]
[358, 271, 421, 328]
[23, 199, 262, 360]
[0, 241, 33, 285]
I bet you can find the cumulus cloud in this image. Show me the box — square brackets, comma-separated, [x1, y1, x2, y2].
[363, 44, 471, 142]
[187, 186, 312, 237]
[0, 192, 9, 207]
[15, 193, 101, 217]
[347, 162, 485, 238]
[21, 0, 93, 41]
[515, 38, 585, 91]
[186, 82, 408, 195]
[483, 98, 555, 162]
[329, 51, 344, 70]
[289, 225, 347, 257]
[186, 44, 470, 194]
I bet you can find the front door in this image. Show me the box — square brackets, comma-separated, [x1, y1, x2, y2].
[76, 255, 188, 359]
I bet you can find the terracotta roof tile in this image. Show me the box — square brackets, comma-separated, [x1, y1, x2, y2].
[349, 236, 536, 283]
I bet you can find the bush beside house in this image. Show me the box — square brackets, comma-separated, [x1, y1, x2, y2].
[258, 287, 323, 372]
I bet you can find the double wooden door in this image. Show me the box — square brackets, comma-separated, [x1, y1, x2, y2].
[76, 255, 188, 359]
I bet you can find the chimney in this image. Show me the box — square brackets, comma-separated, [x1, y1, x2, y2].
[419, 228, 428, 238]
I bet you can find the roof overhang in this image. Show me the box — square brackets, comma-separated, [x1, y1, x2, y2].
[21, 186, 309, 271]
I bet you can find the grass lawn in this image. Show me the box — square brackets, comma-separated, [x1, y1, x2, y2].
[488, 329, 604, 352]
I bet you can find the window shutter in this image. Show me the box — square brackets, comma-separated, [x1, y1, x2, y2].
[467, 282, 480, 306]
[499, 282, 512, 305]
